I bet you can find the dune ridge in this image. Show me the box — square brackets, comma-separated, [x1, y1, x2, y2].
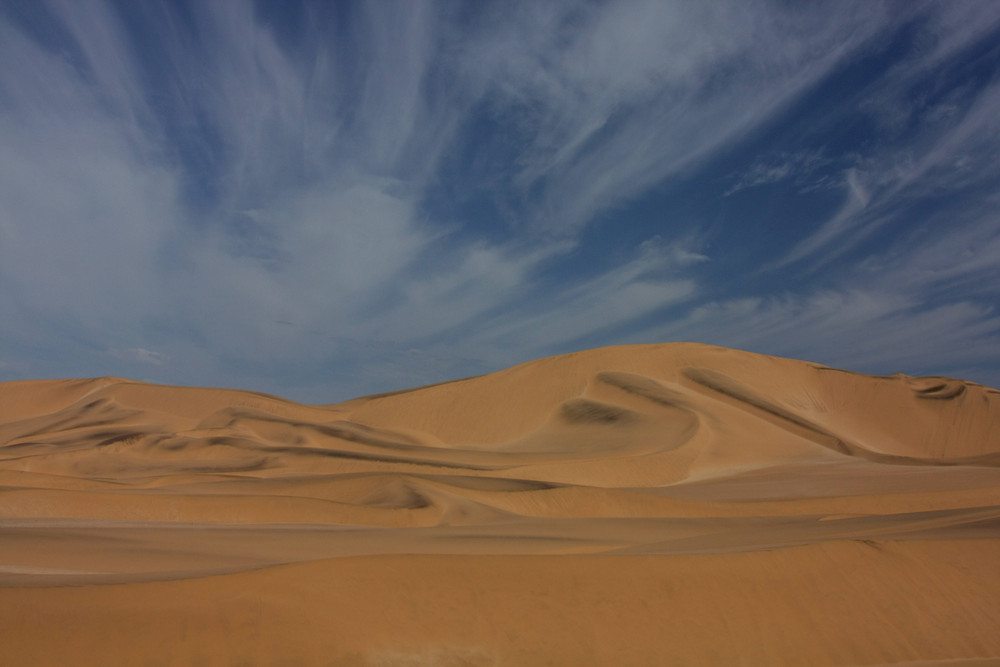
[1, 343, 998, 665]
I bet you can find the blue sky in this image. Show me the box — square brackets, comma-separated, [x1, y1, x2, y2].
[2, 0, 1000, 402]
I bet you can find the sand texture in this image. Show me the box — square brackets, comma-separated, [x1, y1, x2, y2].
[1, 343, 999, 665]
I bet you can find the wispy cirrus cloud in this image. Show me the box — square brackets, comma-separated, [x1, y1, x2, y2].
[457, 1, 892, 234]
[774, 11, 1000, 270]
[1, 1, 999, 400]
[724, 149, 838, 197]
[635, 288, 1000, 386]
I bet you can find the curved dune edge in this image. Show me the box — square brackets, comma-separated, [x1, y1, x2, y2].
[1, 343, 999, 665]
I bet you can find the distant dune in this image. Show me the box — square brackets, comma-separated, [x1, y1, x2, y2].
[1, 343, 999, 665]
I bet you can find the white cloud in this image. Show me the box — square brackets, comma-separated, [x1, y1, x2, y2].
[774, 33, 1000, 269]
[725, 149, 838, 196]
[0, 18, 176, 346]
[637, 289, 1000, 379]
[456, 1, 891, 233]
[471, 239, 703, 356]
[1, 1, 998, 400]
[776, 168, 872, 268]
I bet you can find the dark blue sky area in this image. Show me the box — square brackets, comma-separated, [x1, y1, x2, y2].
[1, 0, 999, 401]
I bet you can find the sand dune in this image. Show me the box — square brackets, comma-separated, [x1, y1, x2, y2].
[1, 343, 998, 664]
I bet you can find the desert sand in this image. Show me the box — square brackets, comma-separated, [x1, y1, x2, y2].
[0, 342, 998, 665]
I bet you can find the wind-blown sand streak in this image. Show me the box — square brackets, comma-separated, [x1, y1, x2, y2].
[0, 343, 998, 665]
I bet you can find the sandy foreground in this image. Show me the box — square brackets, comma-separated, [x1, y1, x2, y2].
[1, 343, 998, 665]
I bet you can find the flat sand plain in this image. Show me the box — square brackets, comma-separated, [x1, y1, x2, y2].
[1, 343, 998, 665]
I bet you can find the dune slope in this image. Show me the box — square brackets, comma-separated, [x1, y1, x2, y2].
[1, 343, 998, 665]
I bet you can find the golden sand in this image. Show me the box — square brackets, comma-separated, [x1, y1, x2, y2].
[1, 343, 998, 664]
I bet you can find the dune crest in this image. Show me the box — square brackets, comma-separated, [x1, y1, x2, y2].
[1, 343, 999, 665]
